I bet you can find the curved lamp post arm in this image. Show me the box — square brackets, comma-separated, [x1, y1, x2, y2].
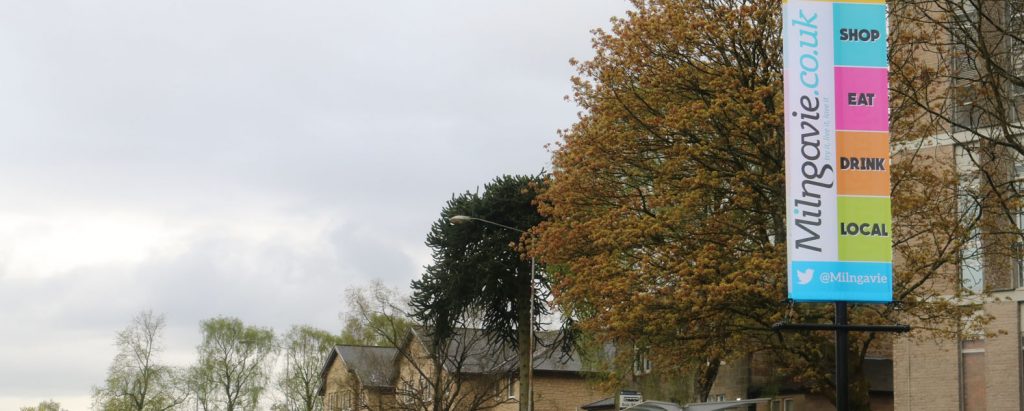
[449, 215, 528, 234]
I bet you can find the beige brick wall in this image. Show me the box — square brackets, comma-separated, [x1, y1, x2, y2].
[893, 335, 960, 411]
[984, 300, 1020, 411]
[893, 299, 1024, 411]
[323, 355, 368, 411]
[708, 357, 750, 402]
[531, 373, 606, 411]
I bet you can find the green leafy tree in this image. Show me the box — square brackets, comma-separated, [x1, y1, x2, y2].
[340, 283, 413, 347]
[195, 317, 276, 411]
[410, 174, 547, 411]
[343, 281, 413, 342]
[19, 400, 66, 411]
[184, 363, 217, 411]
[92, 311, 189, 411]
[275, 326, 342, 411]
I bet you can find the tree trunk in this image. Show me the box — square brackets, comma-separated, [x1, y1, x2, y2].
[695, 358, 720, 403]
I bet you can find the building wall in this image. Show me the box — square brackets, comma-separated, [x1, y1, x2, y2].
[531, 373, 606, 411]
[322, 356, 369, 411]
[393, 337, 438, 409]
[708, 357, 750, 402]
[983, 300, 1020, 411]
[361, 388, 396, 411]
[893, 335, 960, 411]
[892, 288, 1024, 411]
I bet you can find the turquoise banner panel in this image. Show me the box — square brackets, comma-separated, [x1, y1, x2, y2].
[789, 261, 893, 302]
[833, 3, 887, 67]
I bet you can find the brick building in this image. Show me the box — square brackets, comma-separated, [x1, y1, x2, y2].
[318, 328, 605, 410]
[887, 0, 1024, 407]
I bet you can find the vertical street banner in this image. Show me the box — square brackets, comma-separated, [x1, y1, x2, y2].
[783, 0, 892, 302]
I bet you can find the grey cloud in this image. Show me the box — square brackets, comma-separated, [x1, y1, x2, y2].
[0, 1, 627, 409]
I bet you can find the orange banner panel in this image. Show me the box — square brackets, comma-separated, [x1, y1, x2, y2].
[836, 131, 890, 196]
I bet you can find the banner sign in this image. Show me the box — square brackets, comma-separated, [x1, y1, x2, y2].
[783, 0, 892, 302]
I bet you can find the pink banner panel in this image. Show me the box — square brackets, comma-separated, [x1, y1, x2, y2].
[834, 67, 889, 131]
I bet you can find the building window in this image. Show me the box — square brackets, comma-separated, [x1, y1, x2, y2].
[634, 350, 653, 375]
[342, 390, 353, 411]
[327, 392, 340, 411]
[1012, 14, 1024, 97]
[771, 397, 795, 411]
[1019, 302, 1024, 410]
[957, 145, 986, 293]
[957, 146, 1024, 291]
[508, 375, 516, 399]
[960, 338, 986, 411]
[949, 6, 983, 132]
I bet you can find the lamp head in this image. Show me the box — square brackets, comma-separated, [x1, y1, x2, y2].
[449, 215, 474, 224]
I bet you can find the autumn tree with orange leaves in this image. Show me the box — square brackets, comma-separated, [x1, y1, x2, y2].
[532, 0, 987, 409]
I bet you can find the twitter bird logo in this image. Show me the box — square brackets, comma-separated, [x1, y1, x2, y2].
[797, 268, 814, 285]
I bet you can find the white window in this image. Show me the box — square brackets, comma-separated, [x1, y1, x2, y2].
[508, 375, 516, 399]
[957, 145, 1024, 291]
[956, 145, 986, 293]
[634, 351, 653, 375]
[1007, 3, 1024, 96]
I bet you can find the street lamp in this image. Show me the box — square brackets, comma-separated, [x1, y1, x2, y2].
[449, 214, 535, 411]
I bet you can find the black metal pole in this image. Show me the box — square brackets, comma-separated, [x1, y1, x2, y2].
[836, 301, 849, 411]
[773, 300, 910, 410]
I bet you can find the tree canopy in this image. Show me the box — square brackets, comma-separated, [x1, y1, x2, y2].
[194, 317, 276, 411]
[532, 0, 980, 407]
[410, 173, 547, 411]
[19, 400, 67, 411]
[276, 325, 343, 411]
[92, 311, 187, 411]
[341, 281, 415, 348]
[411, 174, 548, 347]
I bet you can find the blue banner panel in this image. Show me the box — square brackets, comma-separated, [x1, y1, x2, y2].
[788, 261, 893, 302]
[833, 3, 888, 67]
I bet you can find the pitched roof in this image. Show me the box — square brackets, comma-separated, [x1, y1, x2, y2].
[318, 344, 398, 395]
[407, 327, 593, 374]
[405, 327, 517, 374]
[336, 345, 398, 388]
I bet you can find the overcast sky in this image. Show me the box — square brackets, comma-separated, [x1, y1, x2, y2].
[0, 1, 626, 409]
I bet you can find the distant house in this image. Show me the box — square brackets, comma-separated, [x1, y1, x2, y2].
[318, 327, 606, 411]
[319, 345, 399, 410]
